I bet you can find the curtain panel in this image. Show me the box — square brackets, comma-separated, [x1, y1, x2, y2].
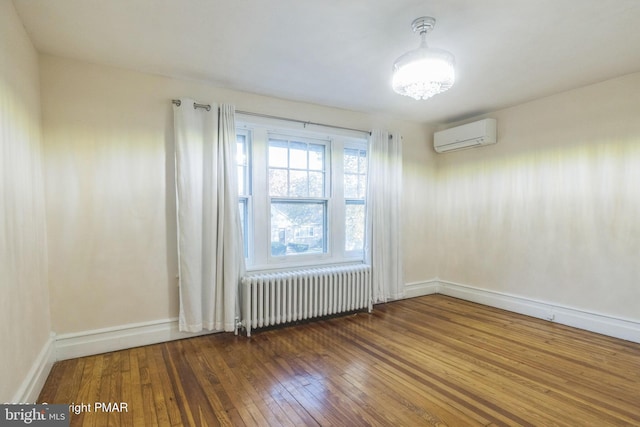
[365, 130, 404, 303]
[173, 99, 245, 333]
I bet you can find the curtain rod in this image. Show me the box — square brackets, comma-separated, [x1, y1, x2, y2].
[172, 99, 371, 135]
[172, 99, 211, 111]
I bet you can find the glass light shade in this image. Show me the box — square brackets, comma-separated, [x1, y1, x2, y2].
[392, 46, 455, 100]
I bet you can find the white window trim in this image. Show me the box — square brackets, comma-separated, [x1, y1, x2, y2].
[237, 119, 367, 271]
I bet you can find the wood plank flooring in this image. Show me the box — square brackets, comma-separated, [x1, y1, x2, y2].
[39, 295, 640, 426]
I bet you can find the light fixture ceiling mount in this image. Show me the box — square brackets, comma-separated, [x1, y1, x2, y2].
[392, 16, 455, 100]
[411, 16, 436, 35]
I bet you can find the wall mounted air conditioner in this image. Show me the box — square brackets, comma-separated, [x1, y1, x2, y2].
[434, 118, 497, 153]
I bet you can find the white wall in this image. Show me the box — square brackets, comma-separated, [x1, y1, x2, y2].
[6, 1, 638, 397]
[0, 1, 52, 402]
[436, 73, 640, 322]
[40, 55, 436, 335]
[38, 29, 640, 359]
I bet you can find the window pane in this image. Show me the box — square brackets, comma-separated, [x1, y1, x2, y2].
[344, 173, 358, 198]
[308, 171, 324, 197]
[269, 138, 327, 201]
[344, 147, 367, 201]
[289, 141, 308, 169]
[358, 150, 367, 174]
[289, 170, 308, 197]
[236, 134, 248, 195]
[309, 145, 324, 171]
[236, 138, 246, 164]
[345, 201, 365, 252]
[238, 199, 248, 257]
[358, 175, 367, 198]
[269, 139, 288, 168]
[269, 169, 288, 196]
[344, 148, 359, 173]
[237, 167, 245, 195]
[271, 201, 326, 256]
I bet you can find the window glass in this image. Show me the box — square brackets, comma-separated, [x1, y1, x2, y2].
[345, 201, 365, 252]
[236, 133, 248, 195]
[344, 148, 367, 253]
[268, 139, 288, 168]
[344, 148, 367, 198]
[268, 137, 328, 257]
[270, 201, 326, 257]
[236, 131, 251, 258]
[268, 138, 326, 198]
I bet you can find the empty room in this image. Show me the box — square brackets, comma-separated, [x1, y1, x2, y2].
[2, 0, 639, 425]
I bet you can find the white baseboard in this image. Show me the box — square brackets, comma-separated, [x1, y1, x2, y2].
[413, 279, 640, 344]
[55, 318, 220, 361]
[12, 334, 56, 403]
[22, 280, 640, 402]
[404, 279, 440, 298]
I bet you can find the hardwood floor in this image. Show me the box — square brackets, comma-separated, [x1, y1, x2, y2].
[39, 295, 640, 426]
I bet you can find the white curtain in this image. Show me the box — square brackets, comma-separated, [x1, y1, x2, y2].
[365, 130, 404, 303]
[174, 100, 245, 332]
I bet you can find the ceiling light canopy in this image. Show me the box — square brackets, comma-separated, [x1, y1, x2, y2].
[392, 16, 455, 100]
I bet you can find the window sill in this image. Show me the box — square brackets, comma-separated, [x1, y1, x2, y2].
[246, 258, 365, 274]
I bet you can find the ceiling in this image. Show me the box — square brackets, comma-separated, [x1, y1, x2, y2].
[12, 0, 640, 124]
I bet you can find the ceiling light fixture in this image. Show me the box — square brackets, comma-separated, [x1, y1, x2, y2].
[392, 16, 455, 100]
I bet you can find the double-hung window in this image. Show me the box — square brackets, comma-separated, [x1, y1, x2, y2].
[268, 135, 328, 258]
[236, 120, 367, 269]
[343, 146, 367, 255]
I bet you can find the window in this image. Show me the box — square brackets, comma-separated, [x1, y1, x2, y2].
[269, 136, 328, 257]
[343, 147, 367, 254]
[236, 130, 251, 257]
[237, 121, 367, 269]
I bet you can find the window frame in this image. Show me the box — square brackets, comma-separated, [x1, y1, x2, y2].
[267, 133, 331, 264]
[236, 119, 367, 271]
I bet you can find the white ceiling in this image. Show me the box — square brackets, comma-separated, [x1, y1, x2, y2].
[12, 0, 640, 124]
